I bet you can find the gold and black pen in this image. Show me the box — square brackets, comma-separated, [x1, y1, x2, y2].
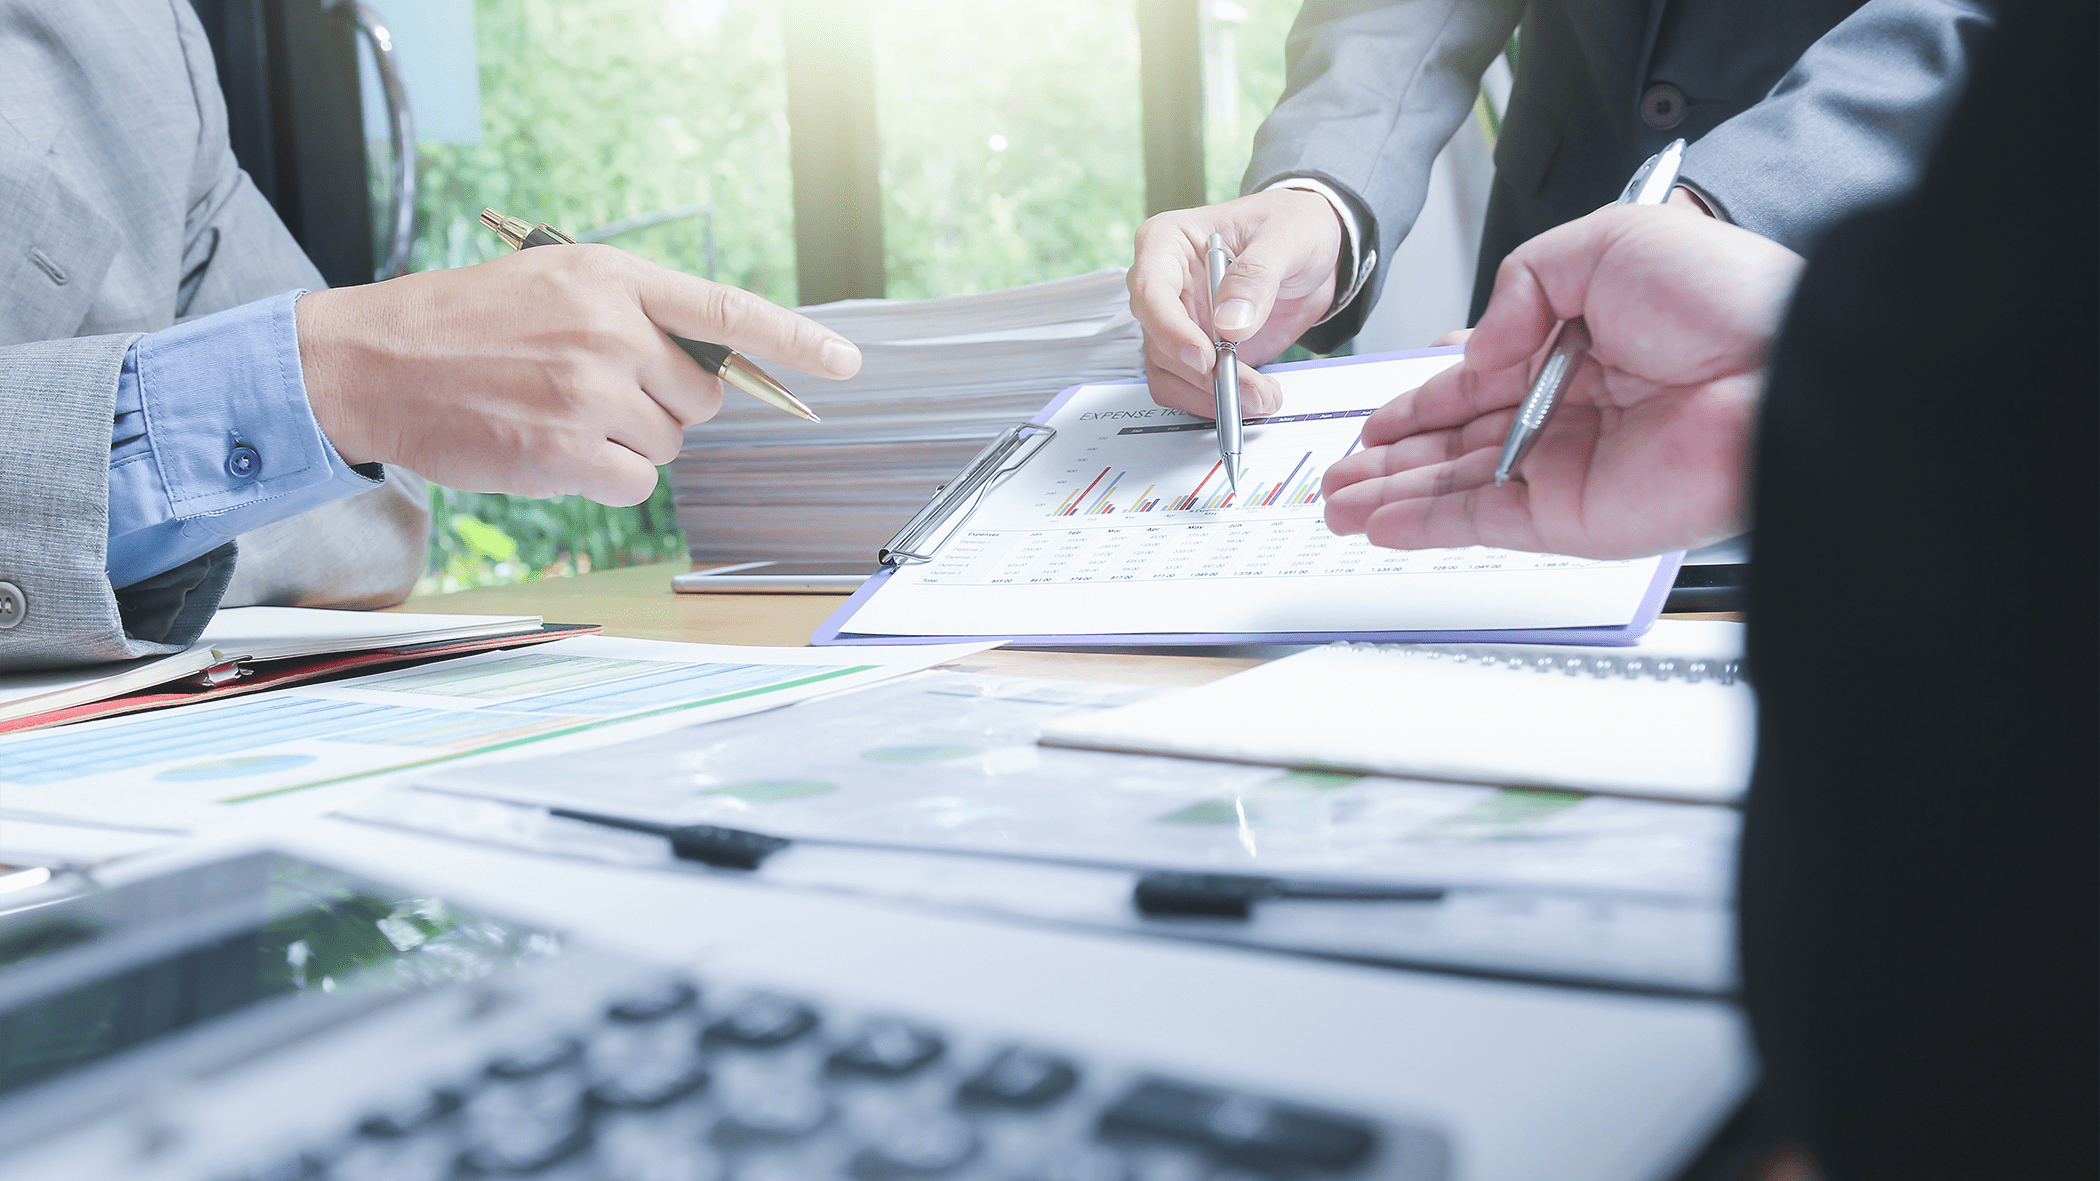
[478, 208, 821, 422]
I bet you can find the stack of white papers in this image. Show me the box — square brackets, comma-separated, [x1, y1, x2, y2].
[671, 269, 1144, 567]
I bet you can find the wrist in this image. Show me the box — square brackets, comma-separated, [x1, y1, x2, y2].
[1262, 178, 1373, 323]
[1268, 187, 1343, 288]
[294, 288, 377, 466]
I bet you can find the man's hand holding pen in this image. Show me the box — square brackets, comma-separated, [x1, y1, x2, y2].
[1127, 187, 1340, 419]
[1320, 206, 1801, 560]
[294, 244, 862, 507]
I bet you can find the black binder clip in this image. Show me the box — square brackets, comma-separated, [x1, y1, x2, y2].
[550, 808, 791, 871]
[1133, 871, 1445, 920]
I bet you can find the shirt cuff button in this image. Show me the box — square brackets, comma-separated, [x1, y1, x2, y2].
[0, 581, 25, 630]
[227, 441, 262, 479]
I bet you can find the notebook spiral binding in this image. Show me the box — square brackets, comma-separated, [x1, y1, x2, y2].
[1328, 640, 1744, 686]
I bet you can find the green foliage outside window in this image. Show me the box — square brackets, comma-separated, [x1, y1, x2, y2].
[410, 0, 1303, 595]
[422, 481, 688, 594]
[871, 0, 1145, 301]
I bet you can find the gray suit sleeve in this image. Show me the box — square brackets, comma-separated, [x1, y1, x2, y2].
[1678, 0, 1996, 254]
[167, 3, 431, 613]
[1241, 0, 1520, 352]
[0, 334, 237, 670]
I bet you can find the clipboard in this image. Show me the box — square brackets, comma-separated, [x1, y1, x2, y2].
[811, 348, 1683, 648]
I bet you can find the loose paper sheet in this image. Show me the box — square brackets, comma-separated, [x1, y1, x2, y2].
[0, 636, 986, 831]
[412, 672, 1737, 900]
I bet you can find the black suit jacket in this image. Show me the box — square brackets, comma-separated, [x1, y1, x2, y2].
[1743, 0, 2097, 1173]
[1244, 0, 1995, 348]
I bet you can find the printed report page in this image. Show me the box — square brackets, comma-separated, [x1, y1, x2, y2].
[847, 354, 1664, 637]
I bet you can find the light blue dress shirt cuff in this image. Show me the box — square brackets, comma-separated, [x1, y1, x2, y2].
[107, 290, 385, 589]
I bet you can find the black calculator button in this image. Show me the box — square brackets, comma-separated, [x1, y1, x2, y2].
[714, 1080, 833, 1142]
[607, 978, 700, 1023]
[1100, 1079, 1376, 1171]
[485, 1034, 584, 1079]
[830, 1017, 945, 1077]
[330, 1134, 457, 1181]
[356, 1087, 462, 1138]
[957, 1047, 1080, 1107]
[589, 1035, 710, 1109]
[850, 1111, 980, 1178]
[705, 993, 820, 1048]
[215, 1156, 325, 1181]
[459, 1124, 590, 1175]
[595, 1122, 728, 1181]
[1012, 1144, 1131, 1181]
[463, 1073, 590, 1174]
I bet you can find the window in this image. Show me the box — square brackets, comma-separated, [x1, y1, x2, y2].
[396, 0, 1301, 591]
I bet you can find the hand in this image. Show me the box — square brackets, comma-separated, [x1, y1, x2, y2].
[1406, 192, 1705, 351]
[1127, 188, 1342, 419]
[1322, 206, 1803, 558]
[297, 245, 862, 506]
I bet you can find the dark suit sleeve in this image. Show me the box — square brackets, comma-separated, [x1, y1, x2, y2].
[1740, 0, 2097, 1172]
[1679, 0, 1995, 255]
[1241, 0, 1520, 353]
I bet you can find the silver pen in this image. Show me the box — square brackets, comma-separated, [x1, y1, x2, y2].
[1493, 138, 1688, 485]
[1206, 232, 1243, 493]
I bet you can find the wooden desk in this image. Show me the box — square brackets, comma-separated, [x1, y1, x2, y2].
[394, 561, 1266, 687]
[398, 561, 1738, 687]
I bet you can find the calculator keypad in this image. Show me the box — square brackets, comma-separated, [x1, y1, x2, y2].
[213, 975, 1439, 1181]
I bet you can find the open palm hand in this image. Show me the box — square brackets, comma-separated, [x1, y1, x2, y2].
[1322, 207, 1803, 559]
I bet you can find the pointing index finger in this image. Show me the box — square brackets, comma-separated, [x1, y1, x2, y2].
[632, 258, 861, 380]
[1129, 222, 1216, 366]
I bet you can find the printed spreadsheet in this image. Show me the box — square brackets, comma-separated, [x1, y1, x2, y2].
[842, 354, 1667, 638]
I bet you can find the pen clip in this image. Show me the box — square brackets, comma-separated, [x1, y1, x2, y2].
[1205, 233, 1232, 329]
[1617, 138, 1687, 207]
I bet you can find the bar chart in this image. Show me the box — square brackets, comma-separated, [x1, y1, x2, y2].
[1046, 412, 1369, 519]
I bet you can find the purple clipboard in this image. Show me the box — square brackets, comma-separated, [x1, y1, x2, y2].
[811, 347, 1685, 649]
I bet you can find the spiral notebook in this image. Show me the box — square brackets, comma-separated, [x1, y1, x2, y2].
[811, 349, 1681, 648]
[1038, 621, 1755, 804]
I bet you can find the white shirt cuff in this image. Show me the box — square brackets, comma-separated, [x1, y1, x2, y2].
[1263, 177, 1378, 325]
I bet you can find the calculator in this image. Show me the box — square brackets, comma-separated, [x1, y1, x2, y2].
[0, 852, 1447, 1181]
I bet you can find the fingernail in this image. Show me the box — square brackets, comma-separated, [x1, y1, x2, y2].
[1179, 344, 1211, 373]
[1214, 299, 1255, 332]
[820, 338, 861, 377]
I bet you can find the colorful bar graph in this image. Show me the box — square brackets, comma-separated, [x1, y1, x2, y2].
[1262, 452, 1313, 507]
[1084, 470, 1126, 515]
[1170, 461, 1223, 511]
[1051, 436, 1359, 518]
[1056, 467, 1113, 516]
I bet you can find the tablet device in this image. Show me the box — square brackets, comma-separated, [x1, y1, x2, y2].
[671, 562, 873, 594]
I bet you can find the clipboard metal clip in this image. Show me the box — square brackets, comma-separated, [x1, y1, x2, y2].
[880, 421, 1056, 566]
